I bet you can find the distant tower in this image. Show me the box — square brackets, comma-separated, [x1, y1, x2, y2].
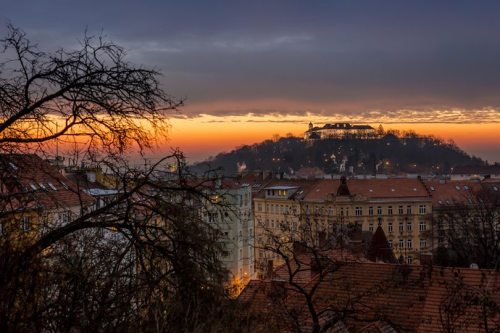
[308, 122, 313, 130]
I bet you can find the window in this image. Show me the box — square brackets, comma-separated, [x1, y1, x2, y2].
[407, 256, 413, 264]
[368, 206, 374, 215]
[419, 221, 426, 231]
[388, 206, 393, 215]
[399, 222, 404, 232]
[420, 239, 427, 249]
[419, 205, 427, 214]
[377, 206, 382, 215]
[406, 205, 412, 214]
[399, 239, 404, 249]
[369, 223, 374, 232]
[407, 221, 412, 231]
[398, 206, 404, 215]
[388, 222, 393, 233]
[257, 203, 262, 212]
[388, 240, 393, 248]
[355, 207, 362, 216]
[21, 216, 31, 231]
[407, 239, 413, 249]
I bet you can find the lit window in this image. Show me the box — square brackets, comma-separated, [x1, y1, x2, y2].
[21, 216, 31, 231]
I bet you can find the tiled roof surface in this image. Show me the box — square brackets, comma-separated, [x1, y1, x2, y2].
[304, 178, 430, 201]
[239, 262, 499, 333]
[0, 154, 94, 211]
[425, 180, 482, 206]
[253, 179, 320, 200]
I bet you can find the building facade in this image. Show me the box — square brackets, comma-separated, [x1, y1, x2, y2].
[304, 122, 375, 140]
[253, 177, 433, 277]
[200, 179, 255, 290]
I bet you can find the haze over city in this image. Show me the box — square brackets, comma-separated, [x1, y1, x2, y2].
[2, 0, 500, 163]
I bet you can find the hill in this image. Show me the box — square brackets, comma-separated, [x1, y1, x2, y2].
[191, 133, 485, 176]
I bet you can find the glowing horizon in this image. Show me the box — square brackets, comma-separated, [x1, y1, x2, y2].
[162, 113, 500, 164]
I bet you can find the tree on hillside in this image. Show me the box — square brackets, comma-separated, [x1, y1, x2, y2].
[0, 24, 233, 332]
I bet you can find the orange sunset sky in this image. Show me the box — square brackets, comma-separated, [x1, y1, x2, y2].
[158, 101, 500, 164]
[8, 2, 500, 165]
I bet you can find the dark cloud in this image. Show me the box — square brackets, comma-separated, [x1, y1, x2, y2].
[3, 0, 500, 115]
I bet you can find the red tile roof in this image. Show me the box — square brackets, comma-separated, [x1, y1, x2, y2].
[239, 262, 500, 333]
[0, 154, 94, 211]
[425, 180, 482, 206]
[304, 178, 430, 201]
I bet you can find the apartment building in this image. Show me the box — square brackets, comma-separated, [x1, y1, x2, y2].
[200, 178, 255, 289]
[253, 177, 433, 277]
[0, 154, 94, 246]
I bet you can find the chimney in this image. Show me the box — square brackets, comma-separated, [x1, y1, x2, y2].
[293, 241, 309, 256]
[318, 231, 328, 250]
[420, 252, 433, 266]
[266, 260, 274, 279]
[348, 225, 364, 256]
[310, 255, 331, 277]
[215, 176, 222, 189]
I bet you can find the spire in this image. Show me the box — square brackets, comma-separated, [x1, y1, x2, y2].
[366, 226, 397, 263]
[336, 176, 351, 196]
[308, 121, 313, 130]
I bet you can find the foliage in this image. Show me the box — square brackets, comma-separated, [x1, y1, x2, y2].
[193, 133, 484, 176]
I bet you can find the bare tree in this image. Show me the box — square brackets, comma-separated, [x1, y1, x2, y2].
[0, 25, 235, 332]
[434, 186, 500, 270]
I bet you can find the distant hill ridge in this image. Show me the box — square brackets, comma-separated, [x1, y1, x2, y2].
[191, 132, 485, 176]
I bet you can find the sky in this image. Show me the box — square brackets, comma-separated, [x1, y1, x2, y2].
[2, 0, 500, 163]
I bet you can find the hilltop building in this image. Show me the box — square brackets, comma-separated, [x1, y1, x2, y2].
[304, 122, 375, 140]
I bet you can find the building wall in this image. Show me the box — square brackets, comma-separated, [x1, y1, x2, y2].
[252, 182, 433, 277]
[202, 184, 255, 286]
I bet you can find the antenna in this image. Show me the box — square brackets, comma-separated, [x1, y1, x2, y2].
[55, 122, 59, 158]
